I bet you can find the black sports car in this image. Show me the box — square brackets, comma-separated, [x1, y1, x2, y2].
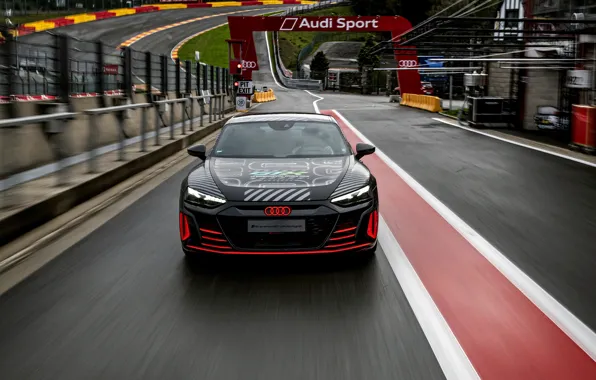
[179, 112, 379, 260]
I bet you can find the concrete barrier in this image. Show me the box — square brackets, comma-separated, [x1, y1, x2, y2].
[400, 93, 443, 113]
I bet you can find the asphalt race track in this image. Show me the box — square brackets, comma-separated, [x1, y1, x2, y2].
[19, 5, 291, 49]
[1, 8, 596, 380]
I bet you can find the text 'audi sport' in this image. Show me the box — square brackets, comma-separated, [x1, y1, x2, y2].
[179, 112, 379, 262]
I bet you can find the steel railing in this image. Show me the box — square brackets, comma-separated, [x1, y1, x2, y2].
[1, 92, 231, 210]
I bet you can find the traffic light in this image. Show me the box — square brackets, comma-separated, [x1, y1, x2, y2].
[236, 62, 242, 74]
[234, 81, 239, 88]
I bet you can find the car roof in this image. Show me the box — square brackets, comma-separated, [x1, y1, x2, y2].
[225, 112, 336, 124]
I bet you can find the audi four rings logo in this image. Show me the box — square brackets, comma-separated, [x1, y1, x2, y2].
[242, 61, 257, 69]
[398, 60, 418, 68]
[264, 206, 292, 216]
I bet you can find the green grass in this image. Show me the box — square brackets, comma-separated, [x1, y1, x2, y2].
[177, 10, 284, 67]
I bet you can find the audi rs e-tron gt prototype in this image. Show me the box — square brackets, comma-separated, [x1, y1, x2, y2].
[179, 112, 379, 260]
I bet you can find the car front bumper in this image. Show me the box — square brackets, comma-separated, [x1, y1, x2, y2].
[179, 198, 378, 255]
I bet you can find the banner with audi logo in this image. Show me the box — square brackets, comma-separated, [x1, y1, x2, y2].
[242, 61, 258, 69]
[264, 206, 292, 216]
[398, 60, 418, 68]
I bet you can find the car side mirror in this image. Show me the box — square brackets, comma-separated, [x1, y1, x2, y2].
[355, 143, 375, 160]
[188, 144, 207, 160]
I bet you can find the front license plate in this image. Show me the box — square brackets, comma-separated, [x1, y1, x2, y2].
[247, 219, 306, 233]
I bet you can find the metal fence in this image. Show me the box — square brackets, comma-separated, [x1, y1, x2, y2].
[0, 27, 234, 210]
[0, 30, 230, 100]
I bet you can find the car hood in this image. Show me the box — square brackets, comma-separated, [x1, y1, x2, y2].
[206, 157, 351, 202]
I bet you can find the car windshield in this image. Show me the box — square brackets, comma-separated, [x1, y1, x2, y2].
[211, 120, 351, 158]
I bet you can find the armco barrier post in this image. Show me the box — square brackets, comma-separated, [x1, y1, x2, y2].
[96, 41, 107, 108]
[123, 46, 133, 100]
[209, 65, 214, 123]
[1, 33, 16, 117]
[145, 52, 152, 103]
[169, 97, 175, 140]
[161, 54, 168, 97]
[57, 34, 71, 103]
[215, 67, 220, 119]
[203, 63, 208, 92]
[196, 61, 201, 95]
[185, 60, 192, 95]
[175, 57, 181, 99]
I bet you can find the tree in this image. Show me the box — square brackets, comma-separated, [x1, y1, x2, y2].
[357, 36, 380, 72]
[310, 51, 329, 80]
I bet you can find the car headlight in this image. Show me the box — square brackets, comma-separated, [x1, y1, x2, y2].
[185, 187, 226, 208]
[331, 185, 372, 207]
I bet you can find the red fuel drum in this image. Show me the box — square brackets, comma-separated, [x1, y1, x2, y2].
[571, 105, 596, 150]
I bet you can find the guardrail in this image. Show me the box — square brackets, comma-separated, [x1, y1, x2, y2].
[0, 92, 229, 210]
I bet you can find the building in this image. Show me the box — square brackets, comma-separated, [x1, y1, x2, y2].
[489, 0, 596, 133]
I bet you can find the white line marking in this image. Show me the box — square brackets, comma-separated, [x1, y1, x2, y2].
[335, 109, 596, 362]
[305, 90, 323, 113]
[377, 215, 481, 380]
[433, 117, 596, 169]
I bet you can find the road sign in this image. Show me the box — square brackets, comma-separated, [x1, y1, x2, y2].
[238, 81, 253, 95]
[236, 96, 247, 112]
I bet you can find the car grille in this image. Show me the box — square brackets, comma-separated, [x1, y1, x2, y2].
[217, 215, 338, 250]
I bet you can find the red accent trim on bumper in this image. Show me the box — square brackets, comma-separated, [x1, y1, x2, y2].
[367, 210, 379, 239]
[334, 227, 357, 234]
[203, 235, 227, 242]
[202, 242, 232, 250]
[325, 241, 357, 249]
[179, 213, 191, 241]
[200, 228, 222, 235]
[186, 243, 374, 255]
[329, 234, 355, 241]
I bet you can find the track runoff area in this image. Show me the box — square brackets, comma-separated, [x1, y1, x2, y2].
[295, 95, 596, 378]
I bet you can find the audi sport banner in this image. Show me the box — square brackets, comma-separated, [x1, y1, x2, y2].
[228, 15, 423, 95]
